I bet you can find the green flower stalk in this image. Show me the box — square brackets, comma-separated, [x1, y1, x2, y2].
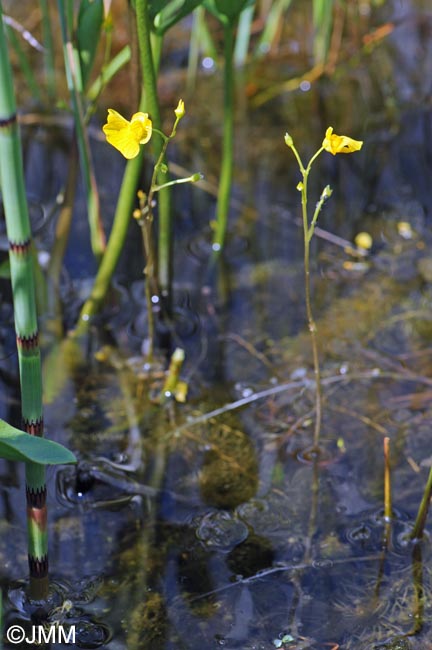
[285, 126, 362, 447]
[131, 101, 200, 361]
[135, 0, 172, 307]
[0, 2, 48, 600]
[78, 100, 200, 350]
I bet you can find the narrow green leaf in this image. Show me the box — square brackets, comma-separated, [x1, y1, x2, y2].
[0, 259, 10, 278]
[77, 0, 104, 88]
[153, 0, 203, 34]
[0, 419, 76, 465]
[205, 0, 253, 22]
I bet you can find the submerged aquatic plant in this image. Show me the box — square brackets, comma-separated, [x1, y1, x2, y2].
[285, 127, 363, 447]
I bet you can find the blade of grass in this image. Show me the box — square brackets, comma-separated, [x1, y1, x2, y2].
[313, 0, 334, 65]
[254, 0, 293, 57]
[234, 2, 255, 67]
[187, 5, 218, 92]
[86, 45, 131, 105]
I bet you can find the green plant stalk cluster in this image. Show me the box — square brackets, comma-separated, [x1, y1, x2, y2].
[0, 2, 48, 600]
[134, 108, 190, 360]
[76, 129, 146, 333]
[57, 0, 106, 261]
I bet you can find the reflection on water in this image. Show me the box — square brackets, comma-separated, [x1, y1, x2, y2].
[1, 1, 432, 649]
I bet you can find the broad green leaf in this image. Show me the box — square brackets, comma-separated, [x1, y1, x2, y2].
[0, 419, 76, 465]
[77, 0, 104, 88]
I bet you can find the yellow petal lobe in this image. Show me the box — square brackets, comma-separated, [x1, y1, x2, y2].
[130, 112, 152, 144]
[322, 126, 363, 155]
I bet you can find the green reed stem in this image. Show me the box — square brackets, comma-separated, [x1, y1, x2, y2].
[212, 20, 235, 259]
[0, 3, 48, 600]
[410, 467, 432, 541]
[135, 0, 172, 307]
[57, 0, 106, 261]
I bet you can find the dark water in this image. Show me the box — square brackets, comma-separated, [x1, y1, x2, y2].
[2, 1, 432, 649]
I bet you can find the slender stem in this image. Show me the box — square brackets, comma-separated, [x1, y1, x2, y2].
[410, 467, 432, 541]
[135, 192, 157, 362]
[142, 221, 155, 361]
[135, 0, 172, 305]
[300, 175, 322, 448]
[383, 436, 392, 521]
[212, 20, 235, 258]
[411, 543, 424, 634]
[0, 3, 48, 600]
[136, 113, 183, 358]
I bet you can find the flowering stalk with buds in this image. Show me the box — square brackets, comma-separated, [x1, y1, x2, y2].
[285, 128, 363, 447]
[131, 100, 202, 361]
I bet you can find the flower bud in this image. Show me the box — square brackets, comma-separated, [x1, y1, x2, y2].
[174, 99, 185, 119]
[321, 185, 333, 200]
[284, 132, 293, 147]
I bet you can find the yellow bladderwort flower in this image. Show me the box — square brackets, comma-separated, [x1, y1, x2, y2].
[102, 109, 152, 159]
[322, 127, 363, 155]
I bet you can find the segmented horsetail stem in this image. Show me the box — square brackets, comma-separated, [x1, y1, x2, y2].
[0, 2, 48, 600]
[0, 112, 16, 127]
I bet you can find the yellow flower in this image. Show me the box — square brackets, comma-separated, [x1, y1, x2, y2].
[322, 127, 363, 155]
[102, 109, 152, 159]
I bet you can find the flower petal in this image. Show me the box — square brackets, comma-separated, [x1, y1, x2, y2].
[322, 126, 363, 155]
[104, 125, 140, 159]
[130, 112, 152, 144]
